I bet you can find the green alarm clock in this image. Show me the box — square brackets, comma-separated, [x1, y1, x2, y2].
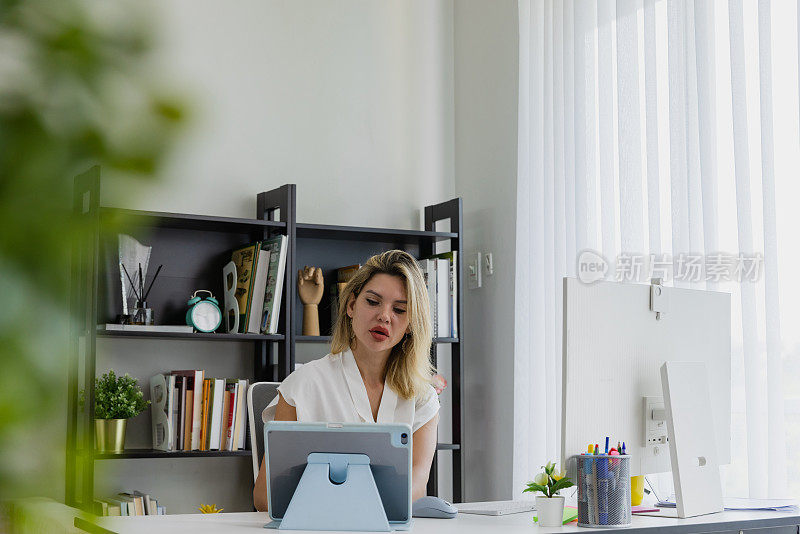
[186, 290, 222, 333]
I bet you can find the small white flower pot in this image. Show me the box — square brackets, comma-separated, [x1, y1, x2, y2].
[536, 495, 565, 527]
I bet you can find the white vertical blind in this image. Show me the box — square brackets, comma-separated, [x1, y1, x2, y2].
[756, 0, 787, 499]
[643, 0, 662, 255]
[617, 0, 645, 255]
[516, 0, 796, 499]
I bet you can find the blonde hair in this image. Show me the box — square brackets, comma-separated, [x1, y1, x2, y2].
[330, 250, 434, 400]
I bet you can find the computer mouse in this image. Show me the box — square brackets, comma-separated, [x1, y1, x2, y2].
[412, 496, 458, 519]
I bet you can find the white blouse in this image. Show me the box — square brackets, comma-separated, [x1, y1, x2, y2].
[262, 349, 440, 433]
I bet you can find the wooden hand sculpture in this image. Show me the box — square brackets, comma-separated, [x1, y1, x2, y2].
[298, 266, 324, 336]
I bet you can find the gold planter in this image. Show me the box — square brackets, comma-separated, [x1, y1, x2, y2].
[95, 418, 127, 453]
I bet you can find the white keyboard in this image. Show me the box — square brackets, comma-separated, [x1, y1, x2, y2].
[454, 500, 536, 516]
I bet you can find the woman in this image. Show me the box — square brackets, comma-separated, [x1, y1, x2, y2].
[253, 249, 439, 512]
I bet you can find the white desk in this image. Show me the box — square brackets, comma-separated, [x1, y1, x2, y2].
[94, 510, 800, 534]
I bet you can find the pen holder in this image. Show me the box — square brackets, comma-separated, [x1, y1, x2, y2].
[573, 454, 631, 528]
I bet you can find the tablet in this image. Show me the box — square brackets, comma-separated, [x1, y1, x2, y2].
[264, 421, 412, 527]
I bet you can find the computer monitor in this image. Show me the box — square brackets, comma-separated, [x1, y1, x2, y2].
[560, 278, 731, 476]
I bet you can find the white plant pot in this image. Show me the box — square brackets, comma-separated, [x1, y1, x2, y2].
[536, 495, 565, 527]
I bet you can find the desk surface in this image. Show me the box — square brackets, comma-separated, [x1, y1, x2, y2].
[95, 510, 800, 534]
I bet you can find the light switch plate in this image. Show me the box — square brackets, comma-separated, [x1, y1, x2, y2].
[468, 252, 481, 289]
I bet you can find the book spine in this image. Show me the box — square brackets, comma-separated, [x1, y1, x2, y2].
[436, 258, 449, 339]
[425, 259, 437, 337]
[199, 379, 210, 451]
[183, 389, 193, 452]
[224, 385, 237, 451]
[219, 390, 231, 450]
[175, 376, 185, 451]
[209, 379, 225, 450]
[232, 244, 258, 333]
[247, 250, 270, 333]
[237, 379, 248, 449]
[190, 370, 203, 450]
[449, 253, 457, 338]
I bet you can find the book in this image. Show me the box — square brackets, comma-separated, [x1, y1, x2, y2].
[225, 380, 239, 451]
[421, 259, 437, 336]
[246, 249, 271, 333]
[183, 389, 193, 451]
[231, 243, 260, 333]
[173, 370, 204, 449]
[115, 494, 134, 516]
[259, 235, 288, 334]
[199, 378, 211, 451]
[208, 378, 225, 450]
[101, 324, 194, 333]
[435, 258, 450, 339]
[104, 498, 126, 516]
[231, 379, 247, 450]
[174, 376, 185, 451]
[219, 389, 231, 450]
[236, 379, 248, 449]
[134, 491, 151, 515]
[93, 500, 108, 516]
[132, 494, 144, 516]
[432, 251, 458, 338]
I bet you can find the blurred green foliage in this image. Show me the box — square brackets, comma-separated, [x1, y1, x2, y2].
[0, 0, 184, 514]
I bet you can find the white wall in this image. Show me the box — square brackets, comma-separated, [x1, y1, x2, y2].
[453, 0, 519, 501]
[106, 0, 454, 229]
[97, 0, 456, 513]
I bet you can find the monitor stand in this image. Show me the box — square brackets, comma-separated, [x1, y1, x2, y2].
[636, 362, 724, 519]
[265, 453, 391, 532]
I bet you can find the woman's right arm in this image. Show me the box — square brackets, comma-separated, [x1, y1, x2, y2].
[253, 394, 297, 512]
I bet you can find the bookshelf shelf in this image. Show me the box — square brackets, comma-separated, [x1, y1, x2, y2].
[96, 330, 285, 342]
[99, 207, 286, 233]
[296, 223, 456, 243]
[68, 177, 463, 510]
[92, 449, 252, 460]
[295, 335, 330, 343]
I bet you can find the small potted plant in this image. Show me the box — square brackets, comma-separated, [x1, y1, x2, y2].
[81, 370, 149, 453]
[524, 461, 574, 527]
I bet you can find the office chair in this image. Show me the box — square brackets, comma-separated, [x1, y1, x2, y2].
[247, 381, 280, 481]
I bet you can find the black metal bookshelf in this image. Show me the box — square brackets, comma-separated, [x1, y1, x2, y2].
[67, 173, 464, 509]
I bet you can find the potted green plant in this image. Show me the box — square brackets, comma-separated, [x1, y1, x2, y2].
[524, 461, 574, 527]
[81, 371, 149, 453]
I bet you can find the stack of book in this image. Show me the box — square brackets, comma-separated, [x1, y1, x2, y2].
[150, 371, 249, 452]
[94, 491, 165, 516]
[420, 252, 458, 339]
[230, 235, 288, 335]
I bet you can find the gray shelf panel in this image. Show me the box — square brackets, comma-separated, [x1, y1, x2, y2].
[296, 223, 456, 243]
[436, 443, 460, 451]
[92, 449, 252, 460]
[100, 207, 286, 233]
[97, 330, 284, 342]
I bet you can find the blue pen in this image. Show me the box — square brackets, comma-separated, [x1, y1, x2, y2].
[605, 436, 609, 454]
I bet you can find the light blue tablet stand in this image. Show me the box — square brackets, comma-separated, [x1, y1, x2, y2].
[267, 452, 391, 532]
